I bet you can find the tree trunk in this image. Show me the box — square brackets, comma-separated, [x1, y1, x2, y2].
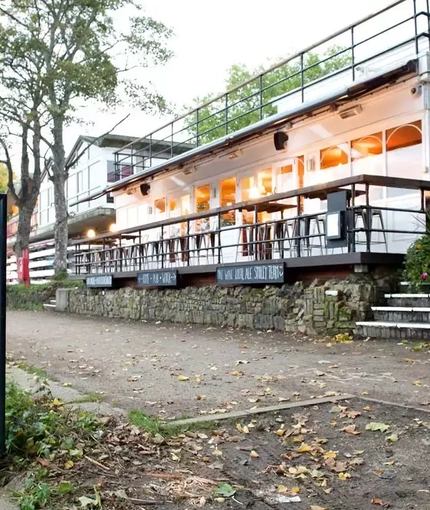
[51, 115, 68, 277]
[14, 204, 34, 259]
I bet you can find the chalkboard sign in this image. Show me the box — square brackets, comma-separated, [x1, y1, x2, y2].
[137, 270, 178, 287]
[86, 275, 113, 288]
[217, 263, 285, 285]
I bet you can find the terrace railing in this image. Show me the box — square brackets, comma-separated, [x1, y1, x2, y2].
[113, 0, 430, 181]
[73, 175, 430, 276]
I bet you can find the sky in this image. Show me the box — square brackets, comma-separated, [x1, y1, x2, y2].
[10, 0, 401, 162]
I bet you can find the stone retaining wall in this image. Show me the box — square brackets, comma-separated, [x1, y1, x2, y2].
[66, 273, 395, 335]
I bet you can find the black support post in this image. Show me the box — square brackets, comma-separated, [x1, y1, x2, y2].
[0, 194, 7, 455]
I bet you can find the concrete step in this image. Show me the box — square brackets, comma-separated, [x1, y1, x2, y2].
[43, 303, 57, 312]
[372, 306, 430, 323]
[384, 294, 430, 307]
[50, 299, 56, 305]
[356, 321, 430, 340]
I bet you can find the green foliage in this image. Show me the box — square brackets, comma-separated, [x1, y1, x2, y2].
[6, 281, 83, 311]
[185, 46, 352, 145]
[404, 234, 430, 289]
[0, 0, 173, 115]
[6, 382, 100, 509]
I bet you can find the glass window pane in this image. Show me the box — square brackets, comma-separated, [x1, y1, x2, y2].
[386, 120, 422, 151]
[320, 145, 349, 169]
[220, 177, 236, 226]
[351, 132, 383, 160]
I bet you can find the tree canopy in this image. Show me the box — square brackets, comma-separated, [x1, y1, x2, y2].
[0, 0, 173, 271]
[185, 46, 351, 145]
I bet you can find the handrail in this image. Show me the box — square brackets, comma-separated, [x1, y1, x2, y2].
[116, 0, 408, 155]
[73, 174, 430, 244]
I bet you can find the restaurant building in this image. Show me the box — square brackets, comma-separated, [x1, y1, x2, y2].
[68, 0, 430, 335]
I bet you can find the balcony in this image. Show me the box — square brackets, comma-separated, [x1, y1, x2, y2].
[113, 0, 430, 185]
[73, 175, 430, 280]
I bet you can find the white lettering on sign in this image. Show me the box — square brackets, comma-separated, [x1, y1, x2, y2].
[217, 264, 284, 284]
[137, 270, 177, 287]
[86, 275, 113, 287]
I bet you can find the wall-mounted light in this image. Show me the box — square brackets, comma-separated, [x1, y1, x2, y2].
[338, 105, 362, 119]
[87, 229, 96, 238]
[109, 224, 118, 233]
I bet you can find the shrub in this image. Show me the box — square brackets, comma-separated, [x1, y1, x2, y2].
[404, 234, 430, 289]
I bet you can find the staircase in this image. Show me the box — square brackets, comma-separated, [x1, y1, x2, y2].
[43, 299, 57, 312]
[356, 286, 430, 340]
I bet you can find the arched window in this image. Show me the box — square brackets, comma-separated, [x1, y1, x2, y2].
[386, 120, 422, 151]
[320, 145, 349, 170]
[351, 133, 383, 160]
[386, 120, 423, 195]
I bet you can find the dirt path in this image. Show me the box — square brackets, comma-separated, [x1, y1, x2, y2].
[6, 311, 430, 418]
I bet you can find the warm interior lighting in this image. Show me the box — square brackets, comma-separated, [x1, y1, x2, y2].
[249, 186, 261, 199]
[87, 229, 96, 238]
[109, 223, 118, 233]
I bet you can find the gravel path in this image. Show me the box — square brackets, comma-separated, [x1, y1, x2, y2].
[6, 311, 430, 418]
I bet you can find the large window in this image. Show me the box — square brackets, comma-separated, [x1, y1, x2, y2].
[154, 197, 166, 220]
[220, 177, 236, 226]
[351, 132, 383, 177]
[320, 145, 349, 169]
[196, 184, 210, 212]
[386, 120, 423, 197]
[352, 132, 383, 160]
[195, 184, 210, 231]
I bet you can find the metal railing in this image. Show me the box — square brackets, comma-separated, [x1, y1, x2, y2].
[113, 0, 430, 182]
[73, 175, 430, 276]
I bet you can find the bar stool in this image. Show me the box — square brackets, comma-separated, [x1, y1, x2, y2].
[256, 223, 272, 260]
[354, 208, 387, 251]
[236, 224, 256, 261]
[294, 215, 324, 256]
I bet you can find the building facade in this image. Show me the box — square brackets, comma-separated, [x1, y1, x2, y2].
[73, 0, 430, 288]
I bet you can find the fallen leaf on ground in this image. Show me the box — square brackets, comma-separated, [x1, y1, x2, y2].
[366, 422, 390, 432]
[178, 375, 189, 381]
[311, 506, 327, 510]
[297, 443, 312, 453]
[338, 472, 351, 480]
[213, 483, 236, 498]
[250, 450, 259, 458]
[371, 497, 390, 507]
[342, 424, 361, 435]
[236, 424, 250, 434]
[386, 434, 399, 442]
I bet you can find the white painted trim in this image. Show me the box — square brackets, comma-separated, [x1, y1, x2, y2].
[356, 321, 430, 329]
[372, 306, 430, 312]
[384, 294, 430, 298]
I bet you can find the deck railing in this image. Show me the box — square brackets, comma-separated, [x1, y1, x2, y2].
[113, 0, 430, 181]
[73, 175, 430, 276]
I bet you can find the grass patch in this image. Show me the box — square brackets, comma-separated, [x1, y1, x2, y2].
[4, 382, 103, 509]
[16, 362, 49, 380]
[128, 410, 219, 437]
[73, 392, 106, 404]
[15, 362, 59, 382]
